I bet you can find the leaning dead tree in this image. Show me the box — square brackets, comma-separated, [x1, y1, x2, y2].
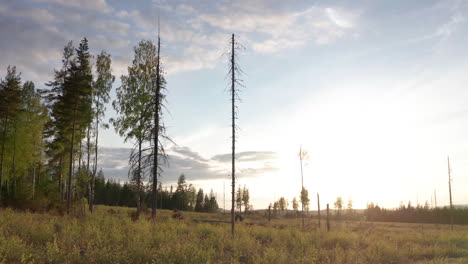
[226, 34, 244, 235]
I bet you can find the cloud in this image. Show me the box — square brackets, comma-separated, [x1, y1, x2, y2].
[196, 4, 360, 53]
[171, 146, 209, 162]
[0, 1, 135, 86]
[0, 0, 360, 93]
[108, 0, 360, 74]
[35, 0, 113, 13]
[212, 151, 277, 163]
[325, 8, 354, 28]
[240, 165, 279, 175]
[435, 13, 464, 38]
[94, 20, 131, 36]
[97, 146, 279, 183]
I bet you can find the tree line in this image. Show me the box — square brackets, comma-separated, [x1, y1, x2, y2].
[0, 37, 179, 216]
[366, 202, 468, 225]
[0, 38, 114, 212]
[94, 172, 219, 213]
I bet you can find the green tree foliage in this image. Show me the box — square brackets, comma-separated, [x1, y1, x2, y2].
[347, 197, 354, 216]
[39, 39, 98, 213]
[334, 196, 343, 217]
[300, 187, 309, 211]
[92, 171, 218, 213]
[236, 186, 242, 213]
[0, 67, 48, 206]
[203, 189, 219, 213]
[89, 51, 114, 212]
[278, 197, 288, 212]
[41, 41, 75, 202]
[0, 66, 23, 201]
[112, 40, 168, 219]
[241, 185, 250, 213]
[292, 197, 299, 212]
[366, 202, 468, 225]
[171, 174, 196, 211]
[195, 188, 204, 212]
[61, 38, 94, 214]
[273, 201, 279, 215]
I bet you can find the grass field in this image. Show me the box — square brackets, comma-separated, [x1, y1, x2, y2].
[0, 205, 467, 264]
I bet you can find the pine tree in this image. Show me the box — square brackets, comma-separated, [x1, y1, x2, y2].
[0, 66, 22, 201]
[40, 41, 75, 202]
[61, 38, 93, 214]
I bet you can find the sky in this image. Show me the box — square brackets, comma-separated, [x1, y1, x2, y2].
[1, 0, 468, 209]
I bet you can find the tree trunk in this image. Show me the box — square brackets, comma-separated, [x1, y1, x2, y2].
[136, 132, 142, 218]
[317, 193, 321, 228]
[152, 36, 161, 220]
[0, 112, 9, 201]
[78, 136, 82, 177]
[448, 156, 453, 231]
[90, 117, 98, 213]
[32, 167, 36, 199]
[31, 139, 36, 199]
[59, 154, 63, 201]
[86, 125, 92, 212]
[11, 124, 17, 199]
[230, 33, 236, 236]
[67, 109, 77, 214]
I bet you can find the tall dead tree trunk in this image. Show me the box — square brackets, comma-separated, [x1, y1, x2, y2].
[151, 36, 161, 220]
[230, 33, 236, 236]
[317, 193, 321, 228]
[300, 148, 304, 228]
[448, 156, 453, 230]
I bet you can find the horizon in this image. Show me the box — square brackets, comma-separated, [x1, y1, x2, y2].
[1, 0, 468, 210]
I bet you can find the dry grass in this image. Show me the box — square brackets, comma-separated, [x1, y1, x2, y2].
[0, 206, 467, 263]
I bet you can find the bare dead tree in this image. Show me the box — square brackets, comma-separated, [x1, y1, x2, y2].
[152, 29, 162, 220]
[225, 33, 245, 235]
[447, 156, 454, 231]
[317, 193, 321, 228]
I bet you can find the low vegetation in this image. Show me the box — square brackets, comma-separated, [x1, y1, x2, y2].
[0, 205, 467, 264]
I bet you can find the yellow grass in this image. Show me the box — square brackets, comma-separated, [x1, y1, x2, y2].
[0, 205, 467, 263]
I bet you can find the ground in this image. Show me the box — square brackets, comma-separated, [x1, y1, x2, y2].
[0, 206, 467, 263]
